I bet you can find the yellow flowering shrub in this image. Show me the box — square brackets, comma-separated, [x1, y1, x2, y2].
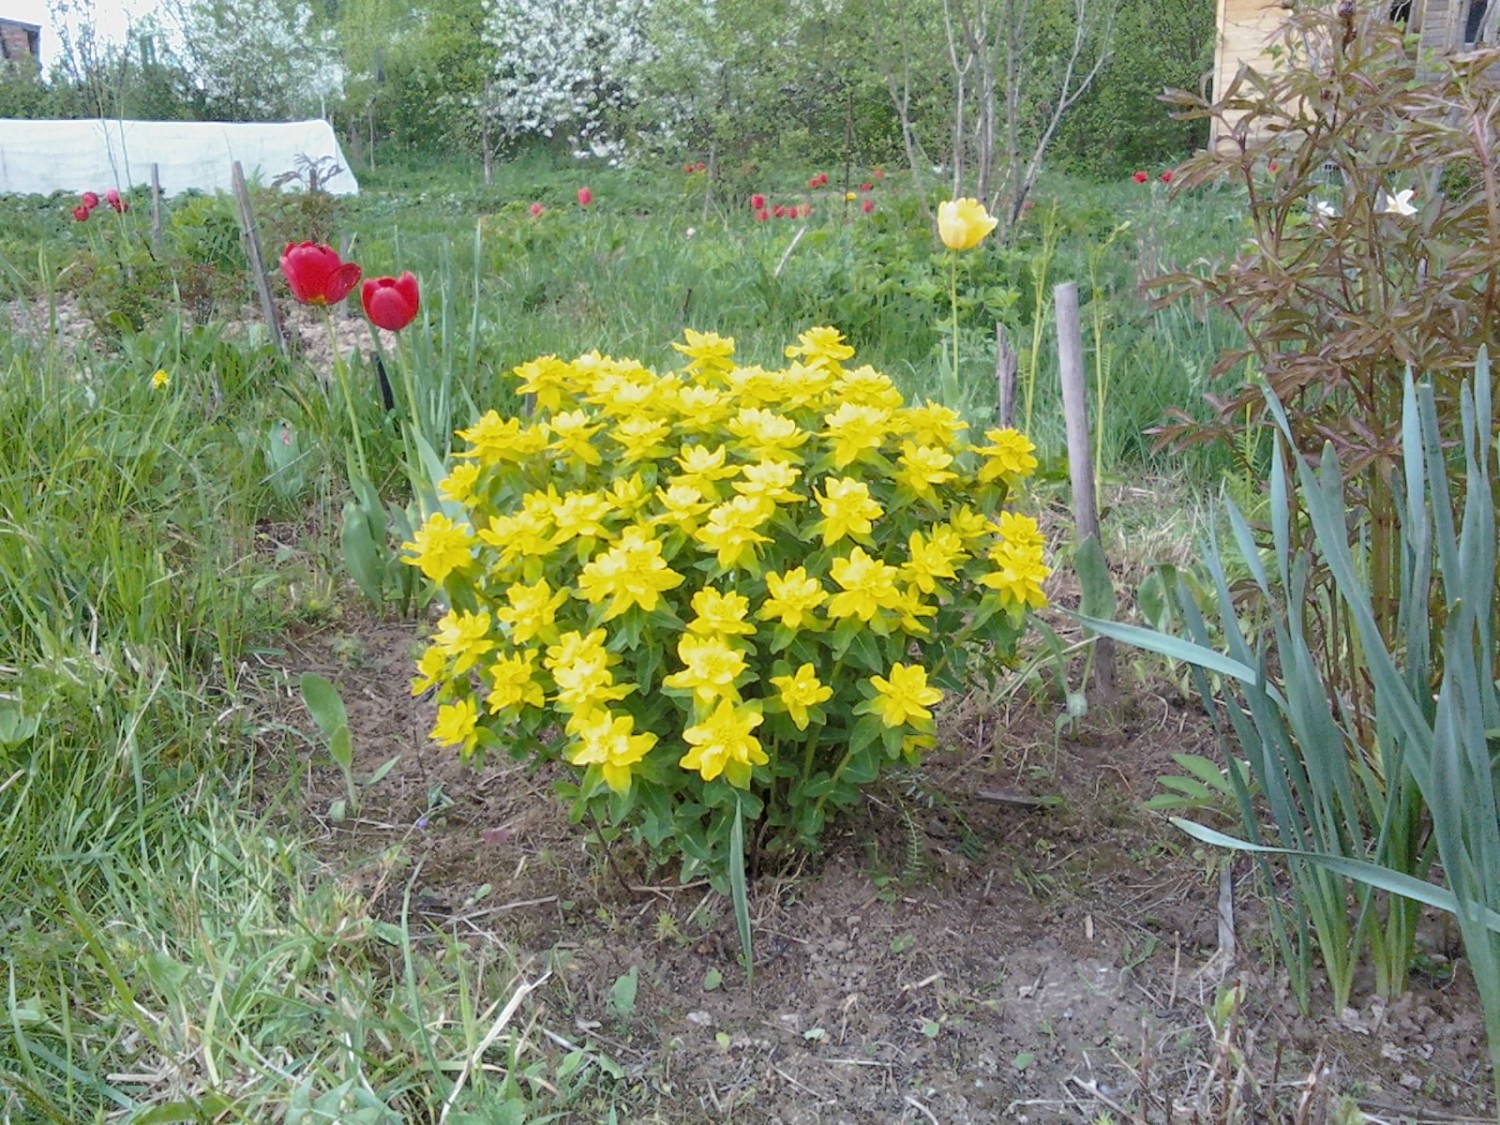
[403, 327, 1048, 887]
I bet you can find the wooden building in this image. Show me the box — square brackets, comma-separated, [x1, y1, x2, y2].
[1212, 0, 1495, 147]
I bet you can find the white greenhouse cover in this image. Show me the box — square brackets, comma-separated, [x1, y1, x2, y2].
[0, 118, 359, 197]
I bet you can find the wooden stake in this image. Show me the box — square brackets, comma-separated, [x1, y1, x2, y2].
[149, 163, 162, 253]
[1054, 281, 1116, 705]
[231, 160, 286, 357]
[994, 322, 1017, 428]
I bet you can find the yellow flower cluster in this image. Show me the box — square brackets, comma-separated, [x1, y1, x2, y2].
[402, 326, 1048, 794]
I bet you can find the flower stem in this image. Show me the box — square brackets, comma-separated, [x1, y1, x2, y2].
[325, 309, 368, 481]
[949, 253, 961, 406]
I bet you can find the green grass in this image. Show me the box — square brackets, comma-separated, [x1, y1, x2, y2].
[0, 150, 1250, 1119]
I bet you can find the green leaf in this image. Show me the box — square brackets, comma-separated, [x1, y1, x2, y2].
[1074, 533, 1116, 621]
[299, 673, 349, 737]
[340, 498, 388, 603]
[607, 967, 638, 1021]
[730, 801, 754, 984]
[329, 727, 353, 772]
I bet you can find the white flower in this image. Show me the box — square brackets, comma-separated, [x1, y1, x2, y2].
[1311, 199, 1340, 218]
[1378, 188, 1417, 216]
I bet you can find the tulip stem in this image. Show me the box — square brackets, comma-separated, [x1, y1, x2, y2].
[949, 253, 962, 407]
[325, 309, 369, 482]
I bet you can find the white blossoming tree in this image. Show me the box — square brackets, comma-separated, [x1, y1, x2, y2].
[480, 0, 654, 161]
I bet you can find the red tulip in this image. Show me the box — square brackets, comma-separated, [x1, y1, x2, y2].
[861, 199, 874, 214]
[695, 162, 706, 172]
[362, 272, 420, 332]
[751, 193, 766, 210]
[1160, 170, 1174, 184]
[1268, 161, 1279, 173]
[755, 209, 770, 222]
[577, 186, 593, 207]
[81, 191, 99, 210]
[772, 205, 786, 218]
[104, 188, 128, 212]
[530, 202, 545, 217]
[859, 182, 873, 192]
[874, 167, 885, 181]
[71, 204, 90, 222]
[684, 163, 695, 174]
[280, 241, 362, 306]
[1132, 171, 1148, 184]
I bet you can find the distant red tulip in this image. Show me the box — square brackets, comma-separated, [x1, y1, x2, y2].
[808, 176, 819, 189]
[104, 187, 127, 212]
[1160, 170, 1174, 184]
[577, 186, 593, 207]
[772, 205, 786, 218]
[1269, 161, 1279, 173]
[874, 167, 885, 181]
[71, 204, 90, 222]
[1132, 171, 1148, 184]
[755, 209, 770, 222]
[751, 193, 766, 210]
[80, 191, 99, 210]
[861, 199, 874, 214]
[859, 182, 873, 192]
[280, 242, 362, 306]
[799, 203, 812, 217]
[695, 161, 706, 172]
[530, 202, 545, 217]
[362, 271, 420, 332]
[684, 163, 695, 174]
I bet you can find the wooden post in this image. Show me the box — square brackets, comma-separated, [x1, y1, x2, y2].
[1054, 281, 1116, 705]
[149, 164, 162, 254]
[994, 322, 1017, 428]
[231, 160, 286, 357]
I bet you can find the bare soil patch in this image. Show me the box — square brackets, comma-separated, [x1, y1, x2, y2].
[250, 607, 1495, 1124]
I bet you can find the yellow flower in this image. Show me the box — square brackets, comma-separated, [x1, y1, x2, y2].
[980, 541, 1051, 611]
[567, 708, 657, 794]
[834, 366, 905, 411]
[610, 416, 673, 462]
[478, 504, 554, 571]
[402, 512, 475, 582]
[695, 495, 773, 570]
[784, 326, 856, 373]
[826, 546, 903, 623]
[770, 664, 832, 730]
[734, 460, 802, 506]
[901, 402, 968, 449]
[576, 525, 685, 619]
[759, 567, 828, 631]
[937, 198, 998, 251]
[432, 609, 496, 675]
[977, 427, 1039, 484]
[150, 368, 170, 390]
[725, 407, 810, 460]
[822, 402, 893, 468]
[687, 587, 756, 637]
[895, 441, 958, 500]
[672, 328, 737, 374]
[869, 662, 943, 728]
[430, 697, 480, 757]
[548, 489, 613, 546]
[485, 649, 545, 715]
[456, 411, 548, 465]
[495, 578, 568, 644]
[676, 444, 740, 494]
[547, 409, 604, 466]
[653, 482, 713, 530]
[662, 633, 747, 704]
[439, 461, 483, 504]
[673, 383, 732, 430]
[411, 646, 445, 696]
[512, 355, 573, 413]
[902, 527, 967, 595]
[813, 476, 883, 546]
[545, 629, 631, 709]
[993, 510, 1045, 553]
[679, 698, 767, 788]
[948, 504, 993, 547]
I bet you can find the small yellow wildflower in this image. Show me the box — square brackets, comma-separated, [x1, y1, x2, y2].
[687, 587, 756, 637]
[439, 461, 483, 504]
[672, 328, 737, 374]
[734, 460, 802, 506]
[869, 662, 943, 728]
[679, 698, 767, 788]
[826, 546, 903, 623]
[784, 325, 856, 372]
[545, 629, 631, 709]
[402, 512, 475, 582]
[567, 708, 657, 794]
[494, 578, 568, 644]
[695, 496, 773, 570]
[456, 411, 548, 465]
[548, 489, 614, 546]
[485, 649, 546, 715]
[895, 441, 958, 499]
[980, 541, 1051, 611]
[432, 609, 495, 675]
[662, 633, 748, 704]
[431, 697, 480, 757]
[576, 525, 685, 619]
[902, 527, 967, 594]
[725, 407, 810, 460]
[770, 664, 832, 730]
[758, 567, 828, 631]
[993, 510, 1046, 553]
[977, 427, 1039, 484]
[547, 409, 604, 466]
[813, 476, 883, 546]
[411, 646, 445, 696]
[150, 369, 169, 390]
[822, 402, 892, 469]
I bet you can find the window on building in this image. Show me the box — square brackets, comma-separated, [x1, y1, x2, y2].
[1467, 0, 1490, 43]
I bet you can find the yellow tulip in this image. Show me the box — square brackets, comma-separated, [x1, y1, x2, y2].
[937, 198, 998, 251]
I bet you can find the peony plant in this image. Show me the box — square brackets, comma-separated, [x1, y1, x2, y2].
[402, 327, 1047, 891]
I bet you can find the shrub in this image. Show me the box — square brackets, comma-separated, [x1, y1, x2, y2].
[403, 327, 1045, 891]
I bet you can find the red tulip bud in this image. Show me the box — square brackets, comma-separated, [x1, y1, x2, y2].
[362, 271, 420, 333]
[861, 200, 874, 214]
[530, 202, 545, 217]
[751, 193, 766, 210]
[81, 191, 99, 210]
[859, 182, 873, 192]
[577, 186, 593, 207]
[1132, 171, 1148, 184]
[755, 209, 770, 222]
[71, 204, 91, 222]
[1160, 170, 1174, 184]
